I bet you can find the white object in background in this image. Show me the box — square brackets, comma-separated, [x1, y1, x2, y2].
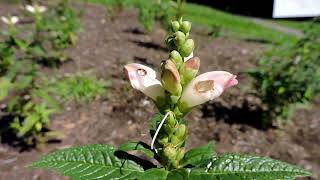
[273, 0, 320, 18]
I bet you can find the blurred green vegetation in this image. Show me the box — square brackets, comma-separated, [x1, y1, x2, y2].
[247, 19, 320, 126]
[84, 0, 314, 44]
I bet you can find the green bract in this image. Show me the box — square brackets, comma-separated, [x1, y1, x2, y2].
[31, 17, 312, 179]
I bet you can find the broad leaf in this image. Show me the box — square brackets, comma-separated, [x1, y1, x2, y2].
[167, 169, 190, 180]
[119, 141, 155, 158]
[138, 168, 168, 180]
[181, 141, 215, 167]
[30, 144, 144, 180]
[188, 153, 311, 180]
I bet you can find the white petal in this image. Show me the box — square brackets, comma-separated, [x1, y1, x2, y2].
[1, 16, 9, 24]
[11, 16, 19, 24]
[26, 5, 35, 13]
[125, 63, 165, 100]
[184, 52, 194, 62]
[180, 71, 237, 108]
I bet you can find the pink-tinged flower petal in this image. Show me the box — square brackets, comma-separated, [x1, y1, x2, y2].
[184, 52, 194, 62]
[180, 71, 238, 108]
[124, 63, 165, 100]
[38, 6, 47, 13]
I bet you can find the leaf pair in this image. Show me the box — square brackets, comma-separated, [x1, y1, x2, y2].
[31, 143, 311, 180]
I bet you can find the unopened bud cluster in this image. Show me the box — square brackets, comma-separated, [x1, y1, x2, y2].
[156, 19, 197, 169]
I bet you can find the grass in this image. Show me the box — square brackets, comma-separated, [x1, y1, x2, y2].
[274, 20, 312, 31]
[83, 0, 308, 44]
[182, 3, 298, 43]
[45, 73, 109, 102]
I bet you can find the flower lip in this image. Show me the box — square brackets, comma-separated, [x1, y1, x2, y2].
[224, 75, 238, 89]
[124, 63, 165, 100]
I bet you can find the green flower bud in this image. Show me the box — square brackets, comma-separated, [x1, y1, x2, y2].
[161, 60, 182, 96]
[170, 95, 180, 104]
[174, 31, 186, 47]
[163, 145, 177, 160]
[179, 39, 194, 57]
[175, 124, 187, 139]
[158, 136, 169, 145]
[170, 135, 181, 146]
[171, 21, 180, 32]
[180, 57, 200, 85]
[170, 50, 183, 68]
[164, 124, 174, 134]
[185, 32, 190, 38]
[176, 148, 185, 161]
[167, 113, 176, 127]
[180, 21, 191, 34]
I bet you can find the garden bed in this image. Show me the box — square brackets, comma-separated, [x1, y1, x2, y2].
[0, 2, 319, 180]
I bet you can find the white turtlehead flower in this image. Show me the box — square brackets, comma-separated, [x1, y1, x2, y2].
[180, 71, 238, 108]
[25, 4, 47, 13]
[124, 63, 165, 101]
[1, 16, 19, 25]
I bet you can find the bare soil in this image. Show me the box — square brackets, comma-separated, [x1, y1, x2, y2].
[0, 3, 319, 180]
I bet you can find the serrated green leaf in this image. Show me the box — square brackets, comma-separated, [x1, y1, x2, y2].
[119, 141, 155, 158]
[31, 144, 144, 180]
[138, 168, 168, 180]
[181, 141, 215, 167]
[188, 153, 312, 180]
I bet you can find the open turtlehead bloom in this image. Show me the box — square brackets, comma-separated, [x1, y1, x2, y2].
[1, 16, 19, 25]
[179, 71, 238, 109]
[25, 4, 47, 13]
[125, 63, 165, 101]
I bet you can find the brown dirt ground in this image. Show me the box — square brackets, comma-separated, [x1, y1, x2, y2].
[0, 3, 319, 180]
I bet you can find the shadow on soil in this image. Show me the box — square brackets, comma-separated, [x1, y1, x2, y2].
[0, 115, 35, 152]
[123, 27, 145, 35]
[129, 40, 167, 52]
[201, 100, 269, 129]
